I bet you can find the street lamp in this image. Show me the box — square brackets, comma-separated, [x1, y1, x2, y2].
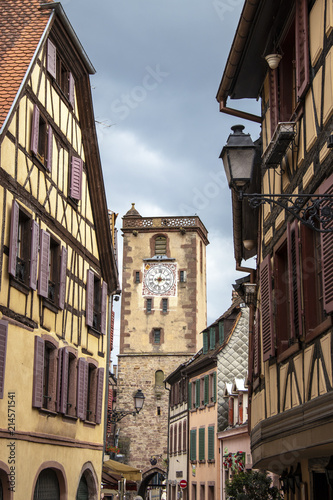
[220, 125, 333, 233]
[108, 389, 145, 424]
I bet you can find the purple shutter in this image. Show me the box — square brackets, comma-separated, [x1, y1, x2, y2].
[38, 229, 50, 298]
[320, 174, 333, 313]
[287, 221, 302, 338]
[70, 156, 83, 201]
[253, 309, 260, 377]
[295, 0, 310, 100]
[0, 320, 8, 399]
[95, 367, 105, 424]
[260, 254, 275, 361]
[77, 358, 88, 419]
[30, 220, 39, 290]
[47, 39, 56, 79]
[60, 348, 69, 414]
[46, 127, 53, 172]
[86, 270, 94, 327]
[269, 69, 279, 137]
[69, 72, 75, 107]
[31, 104, 40, 155]
[56, 346, 63, 412]
[32, 336, 44, 408]
[59, 247, 67, 310]
[8, 200, 19, 276]
[100, 281, 107, 335]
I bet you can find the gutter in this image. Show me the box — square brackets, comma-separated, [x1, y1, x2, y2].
[220, 100, 261, 123]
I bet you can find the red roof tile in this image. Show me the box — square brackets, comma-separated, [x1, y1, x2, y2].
[0, 0, 54, 130]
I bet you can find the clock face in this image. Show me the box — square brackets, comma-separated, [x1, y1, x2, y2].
[143, 263, 177, 296]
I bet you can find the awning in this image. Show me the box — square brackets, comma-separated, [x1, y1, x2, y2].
[103, 459, 142, 481]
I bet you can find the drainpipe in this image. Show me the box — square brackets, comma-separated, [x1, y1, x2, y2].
[220, 100, 261, 124]
[102, 295, 112, 471]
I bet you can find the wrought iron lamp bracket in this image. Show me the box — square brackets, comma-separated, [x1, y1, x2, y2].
[240, 192, 333, 233]
[108, 409, 138, 424]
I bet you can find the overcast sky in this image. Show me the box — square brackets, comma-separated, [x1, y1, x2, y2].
[62, 0, 261, 362]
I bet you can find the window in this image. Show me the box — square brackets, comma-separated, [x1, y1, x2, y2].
[0, 320, 8, 399]
[147, 298, 152, 313]
[153, 329, 161, 344]
[33, 468, 60, 500]
[155, 370, 164, 386]
[204, 375, 209, 405]
[170, 426, 173, 455]
[31, 105, 53, 171]
[210, 327, 216, 350]
[76, 357, 104, 423]
[180, 270, 187, 282]
[209, 373, 216, 403]
[203, 331, 208, 354]
[38, 230, 67, 309]
[135, 271, 140, 283]
[8, 200, 39, 289]
[174, 422, 177, 453]
[200, 378, 205, 406]
[198, 428, 205, 461]
[200, 484, 205, 500]
[162, 298, 168, 313]
[228, 398, 234, 425]
[32, 336, 58, 412]
[208, 426, 215, 460]
[183, 421, 187, 452]
[86, 364, 97, 422]
[155, 236, 167, 255]
[190, 429, 197, 461]
[178, 422, 182, 453]
[47, 39, 75, 107]
[195, 379, 200, 408]
[86, 270, 107, 334]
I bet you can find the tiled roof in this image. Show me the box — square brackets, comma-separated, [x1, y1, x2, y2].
[0, 0, 54, 130]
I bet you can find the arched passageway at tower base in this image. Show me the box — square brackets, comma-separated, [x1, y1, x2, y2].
[138, 468, 166, 500]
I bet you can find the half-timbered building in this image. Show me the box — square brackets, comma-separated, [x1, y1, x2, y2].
[0, 1, 119, 498]
[217, 0, 333, 498]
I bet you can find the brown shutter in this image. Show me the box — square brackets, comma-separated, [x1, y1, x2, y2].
[47, 39, 57, 79]
[178, 422, 182, 453]
[59, 247, 67, 310]
[59, 348, 69, 414]
[77, 358, 88, 419]
[0, 320, 8, 399]
[287, 221, 303, 338]
[320, 174, 333, 313]
[70, 156, 83, 200]
[95, 367, 105, 424]
[31, 104, 40, 155]
[301, 225, 318, 333]
[269, 69, 279, 137]
[47, 126, 53, 172]
[260, 254, 275, 361]
[30, 220, 39, 290]
[228, 398, 234, 425]
[8, 200, 19, 276]
[86, 270, 94, 326]
[38, 229, 50, 298]
[69, 72, 75, 107]
[295, 0, 310, 99]
[110, 310, 115, 350]
[170, 426, 173, 454]
[32, 336, 44, 408]
[100, 281, 107, 335]
[253, 308, 260, 377]
[238, 392, 243, 424]
[183, 420, 187, 452]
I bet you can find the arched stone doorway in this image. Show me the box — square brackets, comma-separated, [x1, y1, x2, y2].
[32, 463, 67, 500]
[75, 462, 98, 500]
[138, 467, 166, 500]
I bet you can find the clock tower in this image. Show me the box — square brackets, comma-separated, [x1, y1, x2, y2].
[116, 204, 208, 478]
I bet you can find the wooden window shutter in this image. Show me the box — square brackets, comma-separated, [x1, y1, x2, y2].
[95, 367, 104, 424]
[190, 429, 197, 461]
[253, 309, 260, 377]
[183, 420, 187, 452]
[30, 220, 39, 290]
[228, 398, 234, 425]
[204, 375, 209, 405]
[47, 39, 57, 78]
[8, 200, 19, 276]
[100, 281, 107, 335]
[38, 229, 50, 298]
[178, 422, 182, 453]
[30, 104, 40, 155]
[210, 327, 215, 349]
[208, 426, 214, 460]
[173, 422, 177, 452]
[77, 358, 88, 419]
[0, 320, 8, 399]
[59, 348, 69, 414]
[195, 379, 200, 408]
[46, 127, 53, 172]
[32, 336, 44, 408]
[320, 174, 333, 313]
[295, 0, 310, 99]
[58, 247, 67, 310]
[199, 427, 205, 461]
[188, 382, 192, 409]
[300, 225, 318, 332]
[70, 156, 83, 200]
[170, 426, 173, 454]
[69, 72, 75, 107]
[238, 393, 243, 423]
[86, 270, 94, 327]
[269, 69, 279, 137]
[203, 331, 208, 354]
[213, 372, 217, 403]
[219, 321, 224, 344]
[260, 254, 275, 361]
[287, 221, 302, 338]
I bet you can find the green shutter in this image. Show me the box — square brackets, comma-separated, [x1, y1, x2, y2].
[195, 379, 200, 408]
[208, 426, 215, 460]
[204, 375, 209, 405]
[203, 331, 208, 354]
[213, 372, 217, 403]
[190, 429, 197, 461]
[188, 382, 192, 409]
[199, 428, 205, 461]
[219, 321, 224, 344]
[210, 327, 215, 349]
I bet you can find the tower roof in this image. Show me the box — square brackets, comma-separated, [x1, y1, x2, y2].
[124, 203, 142, 218]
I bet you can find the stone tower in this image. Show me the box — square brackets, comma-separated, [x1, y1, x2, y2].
[117, 204, 208, 475]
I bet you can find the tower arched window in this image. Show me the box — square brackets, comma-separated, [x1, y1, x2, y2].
[155, 236, 166, 255]
[155, 370, 164, 386]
